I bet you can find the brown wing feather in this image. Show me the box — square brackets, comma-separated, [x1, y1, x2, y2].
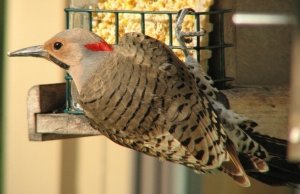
[222, 140, 251, 187]
[80, 32, 249, 186]
[119, 32, 230, 169]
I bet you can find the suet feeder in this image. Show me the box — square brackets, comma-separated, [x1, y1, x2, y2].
[63, 7, 233, 114]
[26, 1, 290, 162]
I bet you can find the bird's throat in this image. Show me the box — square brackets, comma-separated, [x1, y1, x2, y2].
[49, 55, 70, 70]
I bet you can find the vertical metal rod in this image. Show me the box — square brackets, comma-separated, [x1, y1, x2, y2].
[66, 10, 70, 29]
[65, 9, 72, 112]
[195, 13, 201, 62]
[115, 12, 119, 44]
[88, 11, 93, 31]
[141, 13, 145, 34]
[168, 13, 173, 46]
[218, 12, 226, 88]
[64, 74, 72, 112]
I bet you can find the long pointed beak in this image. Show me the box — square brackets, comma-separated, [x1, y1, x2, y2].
[7, 45, 49, 58]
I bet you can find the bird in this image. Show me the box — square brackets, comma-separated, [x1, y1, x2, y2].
[8, 9, 300, 187]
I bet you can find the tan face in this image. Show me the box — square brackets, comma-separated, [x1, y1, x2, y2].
[43, 36, 83, 69]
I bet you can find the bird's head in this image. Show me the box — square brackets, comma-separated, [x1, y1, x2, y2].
[8, 28, 113, 92]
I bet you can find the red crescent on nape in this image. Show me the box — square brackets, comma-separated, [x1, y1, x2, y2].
[84, 41, 113, 51]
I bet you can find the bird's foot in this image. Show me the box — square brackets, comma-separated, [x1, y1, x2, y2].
[175, 8, 206, 49]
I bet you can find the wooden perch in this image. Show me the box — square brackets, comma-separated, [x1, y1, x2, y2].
[27, 83, 289, 141]
[27, 83, 99, 141]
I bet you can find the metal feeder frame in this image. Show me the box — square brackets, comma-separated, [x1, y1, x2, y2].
[64, 8, 233, 114]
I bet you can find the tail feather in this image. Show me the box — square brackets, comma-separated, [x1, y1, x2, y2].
[240, 131, 300, 186]
[246, 160, 300, 186]
[247, 154, 269, 172]
[221, 140, 251, 187]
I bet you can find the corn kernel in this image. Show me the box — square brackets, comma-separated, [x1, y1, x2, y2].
[93, 0, 214, 61]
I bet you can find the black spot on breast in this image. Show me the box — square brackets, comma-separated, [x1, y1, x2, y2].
[241, 144, 247, 151]
[161, 98, 165, 108]
[200, 84, 207, 90]
[169, 124, 177, 133]
[177, 103, 186, 112]
[177, 83, 185, 90]
[195, 150, 205, 160]
[182, 125, 188, 131]
[206, 125, 214, 132]
[181, 137, 191, 146]
[246, 128, 254, 132]
[168, 140, 173, 147]
[249, 141, 255, 150]
[194, 137, 203, 144]
[207, 91, 213, 96]
[198, 110, 206, 118]
[213, 140, 220, 146]
[183, 93, 193, 100]
[250, 121, 258, 128]
[172, 94, 178, 99]
[207, 155, 215, 165]
[190, 125, 198, 132]
[167, 75, 173, 80]
[238, 123, 247, 130]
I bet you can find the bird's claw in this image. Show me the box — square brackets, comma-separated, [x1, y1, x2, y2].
[175, 8, 206, 45]
[175, 8, 206, 58]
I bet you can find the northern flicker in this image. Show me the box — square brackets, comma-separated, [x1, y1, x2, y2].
[8, 9, 300, 187]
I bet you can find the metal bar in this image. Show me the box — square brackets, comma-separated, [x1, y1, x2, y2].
[64, 74, 72, 112]
[65, 10, 70, 29]
[88, 11, 93, 31]
[115, 12, 119, 44]
[195, 13, 200, 62]
[141, 13, 145, 34]
[63, 8, 233, 113]
[168, 13, 173, 46]
[218, 12, 226, 88]
[169, 44, 233, 51]
[64, 8, 232, 15]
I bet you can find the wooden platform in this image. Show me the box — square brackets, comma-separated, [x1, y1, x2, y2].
[27, 83, 289, 141]
[27, 83, 99, 141]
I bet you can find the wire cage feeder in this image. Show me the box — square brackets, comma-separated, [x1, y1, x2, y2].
[64, 8, 233, 114]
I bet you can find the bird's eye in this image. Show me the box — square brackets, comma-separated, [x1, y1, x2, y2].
[54, 42, 63, 50]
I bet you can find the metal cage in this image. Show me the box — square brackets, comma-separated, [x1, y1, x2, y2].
[64, 8, 233, 114]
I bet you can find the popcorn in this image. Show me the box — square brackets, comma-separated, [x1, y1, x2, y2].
[92, 0, 214, 68]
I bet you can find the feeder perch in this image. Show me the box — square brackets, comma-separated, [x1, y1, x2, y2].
[27, 83, 288, 141]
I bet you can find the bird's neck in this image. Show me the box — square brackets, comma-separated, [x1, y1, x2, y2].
[69, 51, 113, 93]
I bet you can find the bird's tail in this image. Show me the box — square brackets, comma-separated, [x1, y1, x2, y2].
[239, 130, 300, 186]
